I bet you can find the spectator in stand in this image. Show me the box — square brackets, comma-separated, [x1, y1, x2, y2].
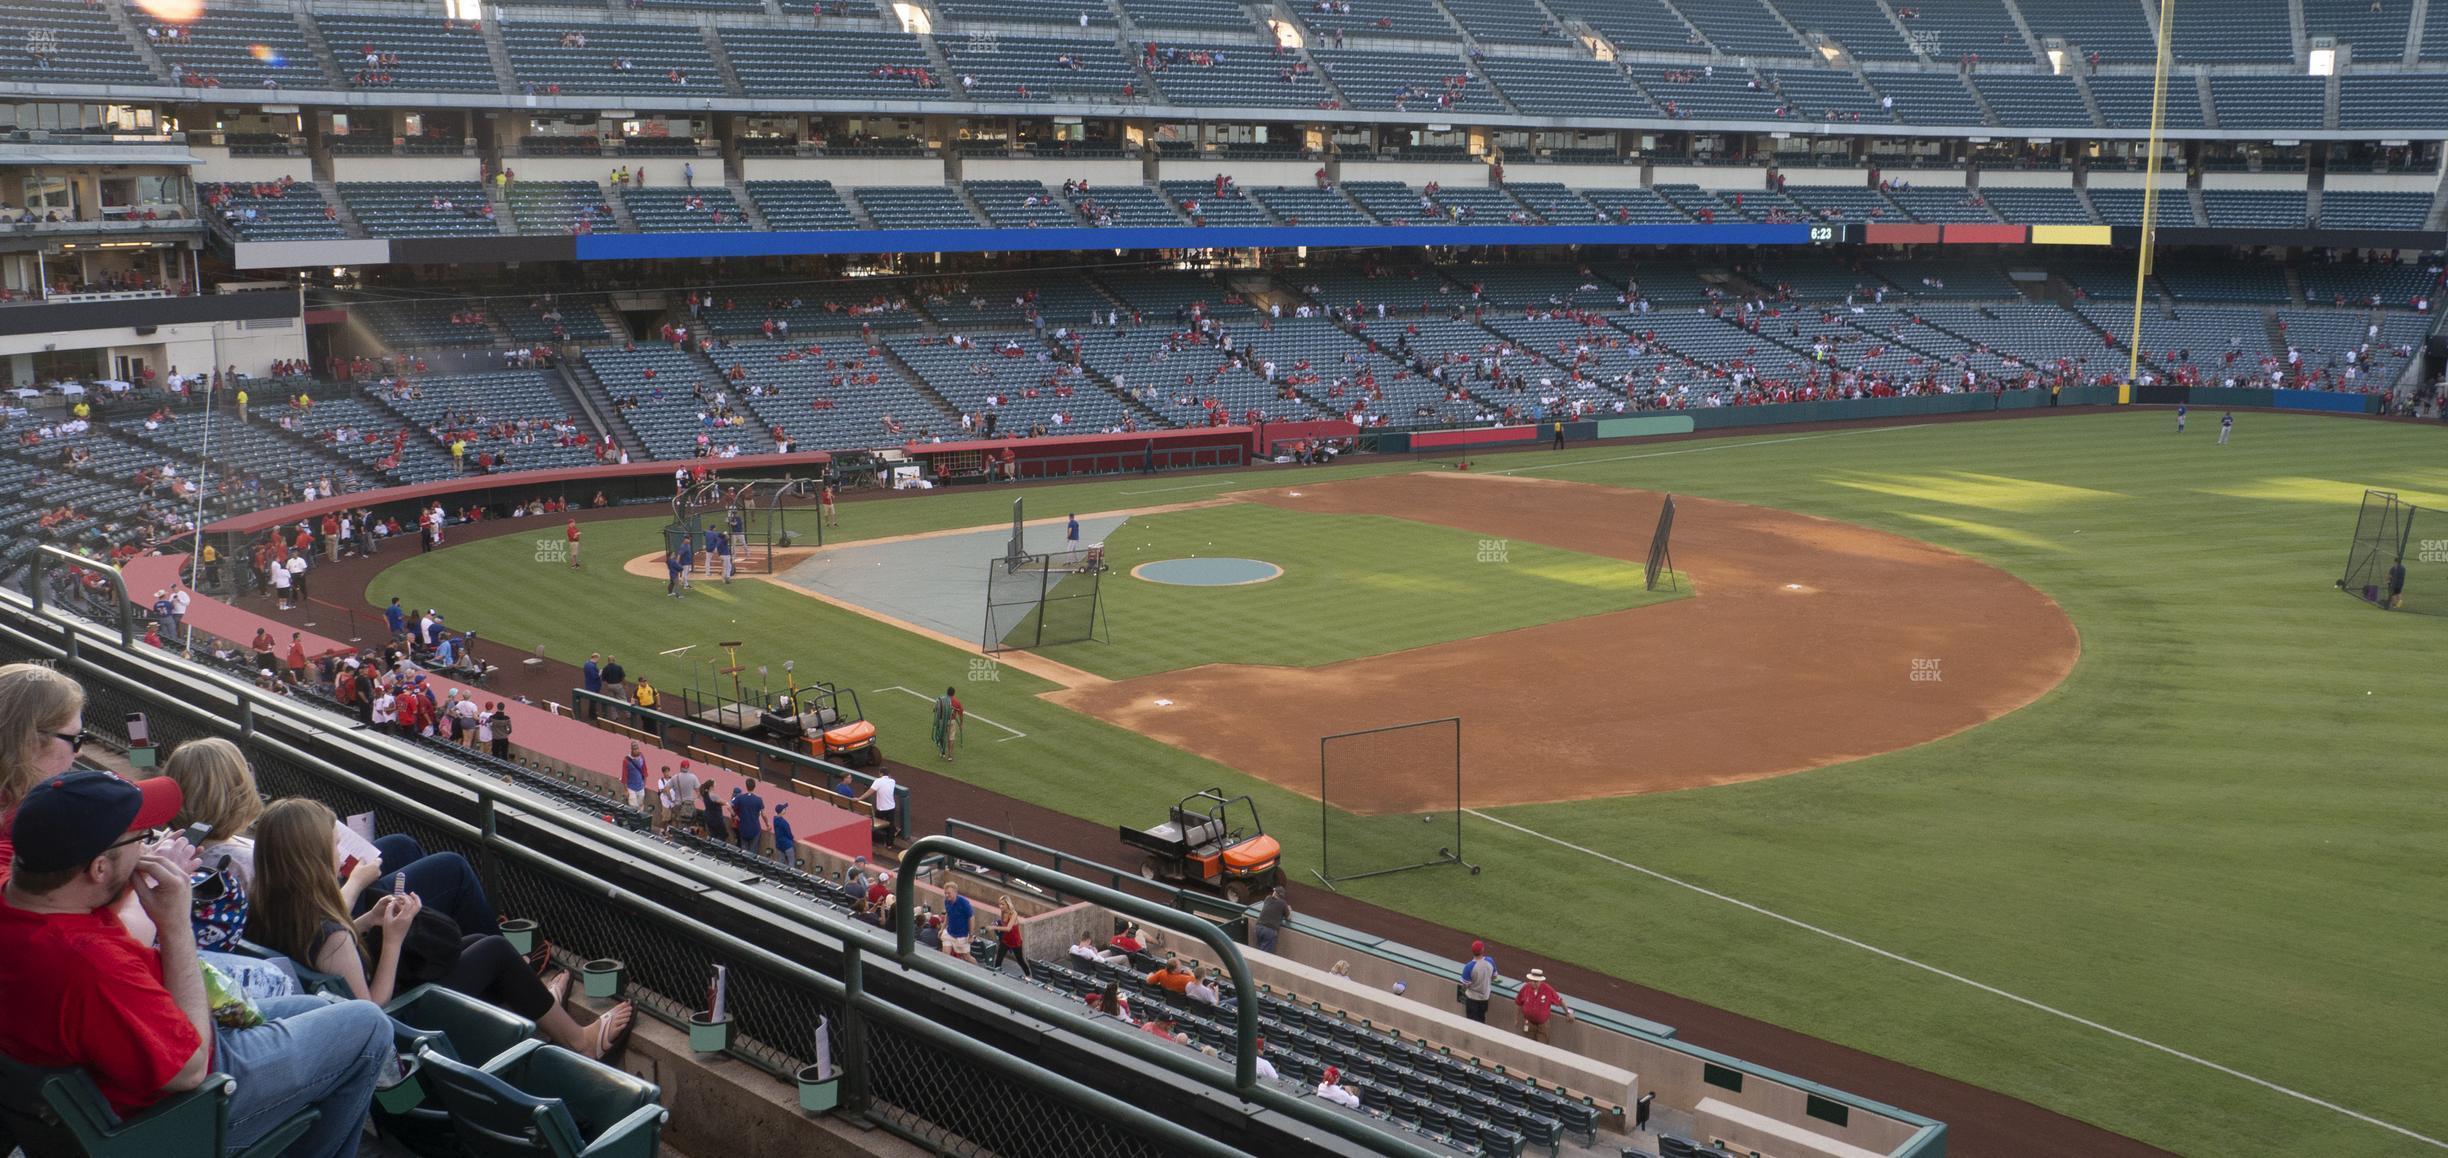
[731, 778, 767, 854]
[249, 798, 634, 1058]
[666, 761, 701, 831]
[857, 768, 901, 847]
[1070, 931, 1123, 966]
[941, 879, 974, 960]
[990, 895, 1032, 978]
[1253, 884, 1289, 953]
[0, 771, 395, 1158]
[770, 802, 795, 866]
[1459, 939, 1496, 1023]
[0, 662, 87, 875]
[1146, 954, 1196, 993]
[621, 742, 647, 810]
[1514, 967, 1570, 1043]
[1315, 1065, 1362, 1108]
[697, 780, 728, 843]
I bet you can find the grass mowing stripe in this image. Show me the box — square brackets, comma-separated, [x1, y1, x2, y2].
[1463, 807, 2448, 1152]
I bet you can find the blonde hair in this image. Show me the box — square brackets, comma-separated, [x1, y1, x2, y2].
[248, 798, 360, 968]
[165, 738, 264, 840]
[0, 663, 83, 811]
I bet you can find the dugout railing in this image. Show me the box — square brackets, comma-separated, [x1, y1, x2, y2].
[570, 687, 909, 835]
[0, 574, 1439, 1158]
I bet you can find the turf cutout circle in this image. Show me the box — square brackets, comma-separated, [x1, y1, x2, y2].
[1131, 557, 1284, 587]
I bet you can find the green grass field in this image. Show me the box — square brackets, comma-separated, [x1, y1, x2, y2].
[1039, 503, 1679, 678]
[372, 413, 2448, 1158]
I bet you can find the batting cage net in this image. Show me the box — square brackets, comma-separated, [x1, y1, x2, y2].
[2339, 489, 2445, 616]
[1316, 717, 1474, 890]
[983, 552, 1108, 652]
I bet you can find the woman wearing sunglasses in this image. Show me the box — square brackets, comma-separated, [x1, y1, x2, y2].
[0, 663, 90, 883]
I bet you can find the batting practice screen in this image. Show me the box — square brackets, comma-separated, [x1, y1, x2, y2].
[982, 552, 1108, 652]
[1316, 717, 1466, 889]
[2339, 489, 2445, 616]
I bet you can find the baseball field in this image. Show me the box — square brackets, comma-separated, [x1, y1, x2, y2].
[368, 410, 2448, 1158]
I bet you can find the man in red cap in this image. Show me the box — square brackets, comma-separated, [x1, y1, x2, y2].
[0, 770, 394, 1158]
[1459, 939, 1496, 1023]
[1316, 1064, 1362, 1108]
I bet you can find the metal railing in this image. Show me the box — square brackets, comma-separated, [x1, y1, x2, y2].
[0, 588, 1439, 1157]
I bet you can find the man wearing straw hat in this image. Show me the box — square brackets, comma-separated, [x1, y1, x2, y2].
[1515, 967, 1571, 1044]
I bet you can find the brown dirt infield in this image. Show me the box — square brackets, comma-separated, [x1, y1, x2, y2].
[1048, 471, 2079, 808]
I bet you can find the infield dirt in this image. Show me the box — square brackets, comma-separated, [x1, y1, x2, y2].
[1047, 471, 2080, 807]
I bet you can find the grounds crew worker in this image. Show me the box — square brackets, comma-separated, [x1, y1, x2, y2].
[632, 679, 658, 725]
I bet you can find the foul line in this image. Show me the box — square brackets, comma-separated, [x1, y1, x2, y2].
[1460, 808, 2448, 1151]
[1486, 424, 1936, 477]
[875, 685, 1027, 742]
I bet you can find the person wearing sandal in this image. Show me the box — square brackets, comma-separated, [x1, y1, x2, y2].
[249, 799, 634, 1060]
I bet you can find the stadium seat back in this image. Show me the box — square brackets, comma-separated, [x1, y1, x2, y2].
[421, 1040, 664, 1158]
[0, 1050, 319, 1158]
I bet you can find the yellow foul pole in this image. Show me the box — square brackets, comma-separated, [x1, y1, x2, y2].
[2125, 0, 2179, 391]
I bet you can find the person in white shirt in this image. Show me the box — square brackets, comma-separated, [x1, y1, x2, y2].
[1182, 972, 1222, 1006]
[268, 555, 294, 609]
[1251, 1038, 1278, 1082]
[1070, 933, 1123, 966]
[1315, 1067, 1361, 1109]
[858, 772, 902, 845]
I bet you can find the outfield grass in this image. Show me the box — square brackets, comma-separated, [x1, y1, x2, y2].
[372, 414, 2448, 1158]
[1040, 502, 1679, 679]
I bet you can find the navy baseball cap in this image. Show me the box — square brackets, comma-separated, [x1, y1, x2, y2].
[8, 770, 184, 873]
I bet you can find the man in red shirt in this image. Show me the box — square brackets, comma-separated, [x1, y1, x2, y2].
[566, 518, 583, 569]
[1514, 967, 1571, 1044]
[0, 771, 392, 1158]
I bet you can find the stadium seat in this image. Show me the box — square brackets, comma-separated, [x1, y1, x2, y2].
[1772, 0, 1918, 61]
[418, 1040, 665, 1158]
[1119, 0, 1259, 31]
[0, 1051, 321, 1158]
[1670, 0, 1808, 56]
[1142, 46, 1335, 109]
[2170, 0, 2293, 62]
[2209, 76, 2328, 131]
[0, 0, 154, 84]
[1443, 0, 1575, 44]
[1315, 50, 1506, 114]
[2017, 0, 2158, 60]
[744, 181, 860, 230]
[319, 16, 499, 92]
[724, 29, 946, 100]
[1293, 0, 1458, 42]
[1478, 58, 1653, 118]
[149, 10, 329, 89]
